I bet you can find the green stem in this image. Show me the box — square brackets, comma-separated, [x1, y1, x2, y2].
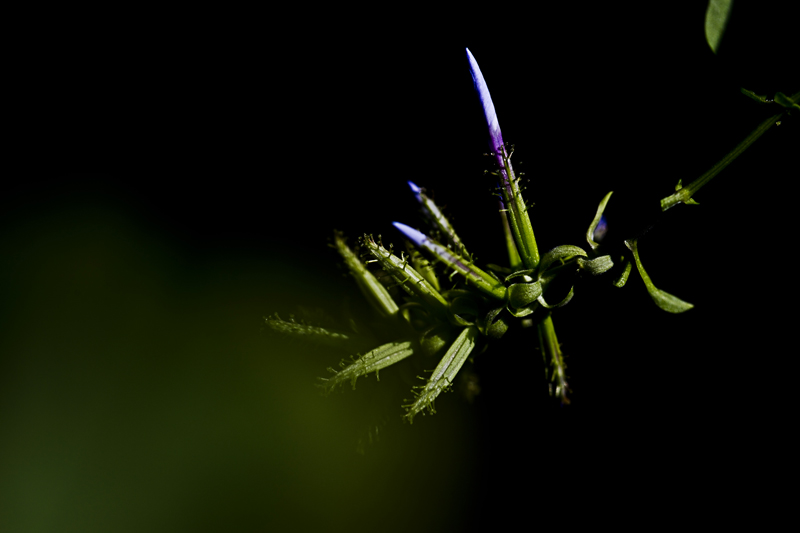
[660, 90, 799, 211]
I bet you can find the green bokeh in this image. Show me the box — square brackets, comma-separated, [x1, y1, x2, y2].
[0, 192, 478, 532]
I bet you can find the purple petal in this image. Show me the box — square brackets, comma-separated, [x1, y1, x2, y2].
[407, 181, 423, 203]
[395, 221, 507, 299]
[466, 48, 504, 156]
[393, 222, 427, 248]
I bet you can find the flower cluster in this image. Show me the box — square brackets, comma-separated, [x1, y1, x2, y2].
[265, 48, 694, 422]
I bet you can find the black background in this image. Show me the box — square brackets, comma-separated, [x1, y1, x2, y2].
[3, 3, 797, 530]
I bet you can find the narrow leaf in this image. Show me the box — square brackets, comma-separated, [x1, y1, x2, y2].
[577, 255, 614, 275]
[508, 281, 543, 308]
[393, 222, 507, 301]
[537, 285, 575, 309]
[537, 245, 588, 275]
[625, 239, 694, 313]
[334, 232, 399, 318]
[319, 341, 415, 394]
[360, 234, 450, 317]
[586, 191, 613, 250]
[404, 326, 478, 423]
[408, 181, 467, 257]
[467, 48, 539, 269]
[613, 257, 633, 288]
[705, 0, 734, 54]
[538, 314, 569, 404]
[264, 313, 354, 346]
[478, 306, 510, 339]
[405, 242, 441, 292]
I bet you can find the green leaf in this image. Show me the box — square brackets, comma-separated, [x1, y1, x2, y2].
[537, 314, 569, 404]
[360, 234, 450, 318]
[507, 301, 539, 317]
[508, 281, 543, 308]
[419, 324, 452, 358]
[705, 0, 733, 54]
[504, 269, 536, 283]
[625, 239, 694, 313]
[408, 181, 468, 257]
[740, 88, 771, 104]
[586, 191, 613, 250]
[537, 285, 574, 309]
[612, 257, 633, 288]
[334, 232, 399, 318]
[495, 146, 540, 270]
[393, 224, 507, 302]
[319, 341, 415, 394]
[577, 255, 614, 275]
[774, 92, 800, 112]
[500, 209, 523, 270]
[404, 326, 479, 423]
[537, 245, 588, 275]
[264, 313, 355, 346]
[478, 307, 510, 339]
[406, 243, 441, 293]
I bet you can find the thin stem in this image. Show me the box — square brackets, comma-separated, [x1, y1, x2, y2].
[660, 90, 799, 211]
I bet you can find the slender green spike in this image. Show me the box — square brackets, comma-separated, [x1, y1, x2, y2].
[500, 207, 523, 269]
[360, 234, 451, 318]
[264, 313, 354, 346]
[334, 232, 399, 318]
[393, 223, 507, 301]
[408, 181, 468, 257]
[405, 241, 441, 292]
[625, 239, 693, 313]
[538, 314, 569, 404]
[467, 48, 539, 269]
[319, 341, 415, 394]
[741, 88, 771, 104]
[403, 326, 479, 423]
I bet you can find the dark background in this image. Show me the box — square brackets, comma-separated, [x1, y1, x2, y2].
[3, 3, 797, 530]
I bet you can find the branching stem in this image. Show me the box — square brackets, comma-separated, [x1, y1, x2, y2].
[660, 90, 799, 211]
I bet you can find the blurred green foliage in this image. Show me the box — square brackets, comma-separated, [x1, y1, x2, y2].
[0, 191, 477, 532]
[705, 0, 733, 53]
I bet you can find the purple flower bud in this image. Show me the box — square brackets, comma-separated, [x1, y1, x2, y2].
[392, 221, 428, 249]
[407, 180, 424, 204]
[393, 222, 506, 300]
[467, 47, 539, 269]
[466, 48, 504, 157]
